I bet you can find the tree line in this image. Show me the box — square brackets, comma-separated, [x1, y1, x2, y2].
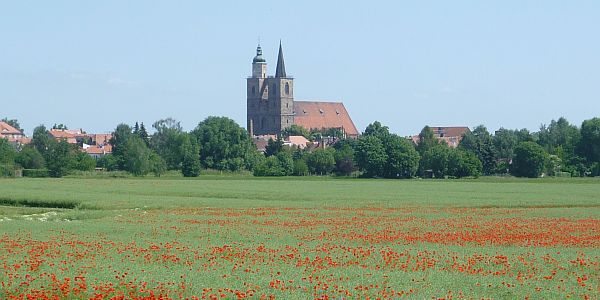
[1, 116, 599, 178]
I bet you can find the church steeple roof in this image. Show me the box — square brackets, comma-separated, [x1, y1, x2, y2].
[275, 41, 287, 78]
[253, 44, 266, 63]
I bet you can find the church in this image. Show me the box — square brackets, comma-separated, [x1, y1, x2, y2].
[246, 43, 359, 138]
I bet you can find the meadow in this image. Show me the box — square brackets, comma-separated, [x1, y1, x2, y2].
[0, 176, 599, 299]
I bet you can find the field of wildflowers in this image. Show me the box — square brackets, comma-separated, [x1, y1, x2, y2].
[0, 177, 598, 299]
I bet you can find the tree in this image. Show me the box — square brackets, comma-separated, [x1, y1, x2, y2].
[151, 118, 186, 170]
[15, 146, 45, 169]
[511, 141, 549, 178]
[109, 124, 133, 170]
[45, 140, 73, 177]
[0, 138, 16, 165]
[382, 134, 420, 178]
[253, 156, 285, 176]
[123, 136, 152, 176]
[281, 125, 310, 139]
[139, 122, 150, 147]
[52, 123, 68, 130]
[264, 137, 284, 157]
[580, 118, 600, 165]
[70, 151, 96, 171]
[306, 148, 336, 175]
[293, 159, 309, 176]
[447, 148, 482, 178]
[32, 125, 50, 155]
[276, 151, 294, 176]
[419, 144, 450, 178]
[355, 135, 387, 177]
[416, 126, 439, 156]
[493, 128, 533, 173]
[149, 152, 167, 177]
[0, 139, 16, 177]
[252, 150, 292, 176]
[459, 125, 497, 175]
[97, 154, 118, 171]
[192, 116, 255, 171]
[537, 117, 581, 171]
[181, 134, 201, 177]
[363, 121, 390, 139]
[333, 140, 356, 176]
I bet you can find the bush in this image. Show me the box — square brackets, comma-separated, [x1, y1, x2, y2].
[293, 159, 309, 176]
[253, 156, 285, 176]
[15, 146, 45, 169]
[0, 164, 16, 177]
[22, 169, 49, 178]
[591, 162, 600, 177]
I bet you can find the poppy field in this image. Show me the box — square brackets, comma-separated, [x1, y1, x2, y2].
[0, 177, 599, 299]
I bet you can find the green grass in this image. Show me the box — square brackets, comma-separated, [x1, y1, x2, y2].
[0, 176, 598, 299]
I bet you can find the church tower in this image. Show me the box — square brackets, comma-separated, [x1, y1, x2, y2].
[247, 42, 294, 136]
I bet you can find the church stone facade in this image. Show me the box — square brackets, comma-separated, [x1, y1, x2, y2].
[246, 43, 359, 138]
[246, 43, 294, 136]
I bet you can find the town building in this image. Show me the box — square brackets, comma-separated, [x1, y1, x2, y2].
[0, 121, 25, 140]
[246, 43, 359, 139]
[0, 121, 30, 146]
[411, 126, 470, 148]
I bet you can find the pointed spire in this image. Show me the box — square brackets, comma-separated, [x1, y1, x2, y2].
[275, 40, 287, 78]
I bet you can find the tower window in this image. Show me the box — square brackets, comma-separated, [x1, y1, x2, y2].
[272, 84, 276, 94]
[251, 86, 256, 95]
[285, 83, 290, 95]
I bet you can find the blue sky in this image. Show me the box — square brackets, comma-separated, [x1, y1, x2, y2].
[1, 1, 599, 136]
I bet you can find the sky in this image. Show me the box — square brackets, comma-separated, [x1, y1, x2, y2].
[1, 1, 599, 136]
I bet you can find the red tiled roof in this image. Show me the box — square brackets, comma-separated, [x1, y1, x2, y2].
[49, 130, 77, 139]
[86, 133, 112, 145]
[84, 144, 112, 155]
[285, 135, 310, 149]
[293, 101, 359, 137]
[411, 126, 471, 148]
[0, 121, 23, 136]
[430, 126, 470, 138]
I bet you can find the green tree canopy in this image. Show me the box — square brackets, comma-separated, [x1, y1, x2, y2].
[382, 134, 420, 178]
[45, 139, 72, 177]
[459, 125, 497, 175]
[192, 116, 256, 171]
[363, 121, 390, 139]
[32, 125, 50, 155]
[511, 141, 549, 178]
[151, 118, 186, 170]
[355, 135, 387, 177]
[281, 125, 310, 139]
[0, 138, 16, 165]
[580, 117, 600, 164]
[306, 148, 336, 175]
[109, 123, 133, 170]
[416, 126, 440, 156]
[420, 144, 450, 178]
[181, 133, 201, 177]
[333, 139, 356, 176]
[123, 136, 152, 176]
[15, 146, 45, 169]
[447, 148, 483, 178]
[264, 137, 284, 157]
